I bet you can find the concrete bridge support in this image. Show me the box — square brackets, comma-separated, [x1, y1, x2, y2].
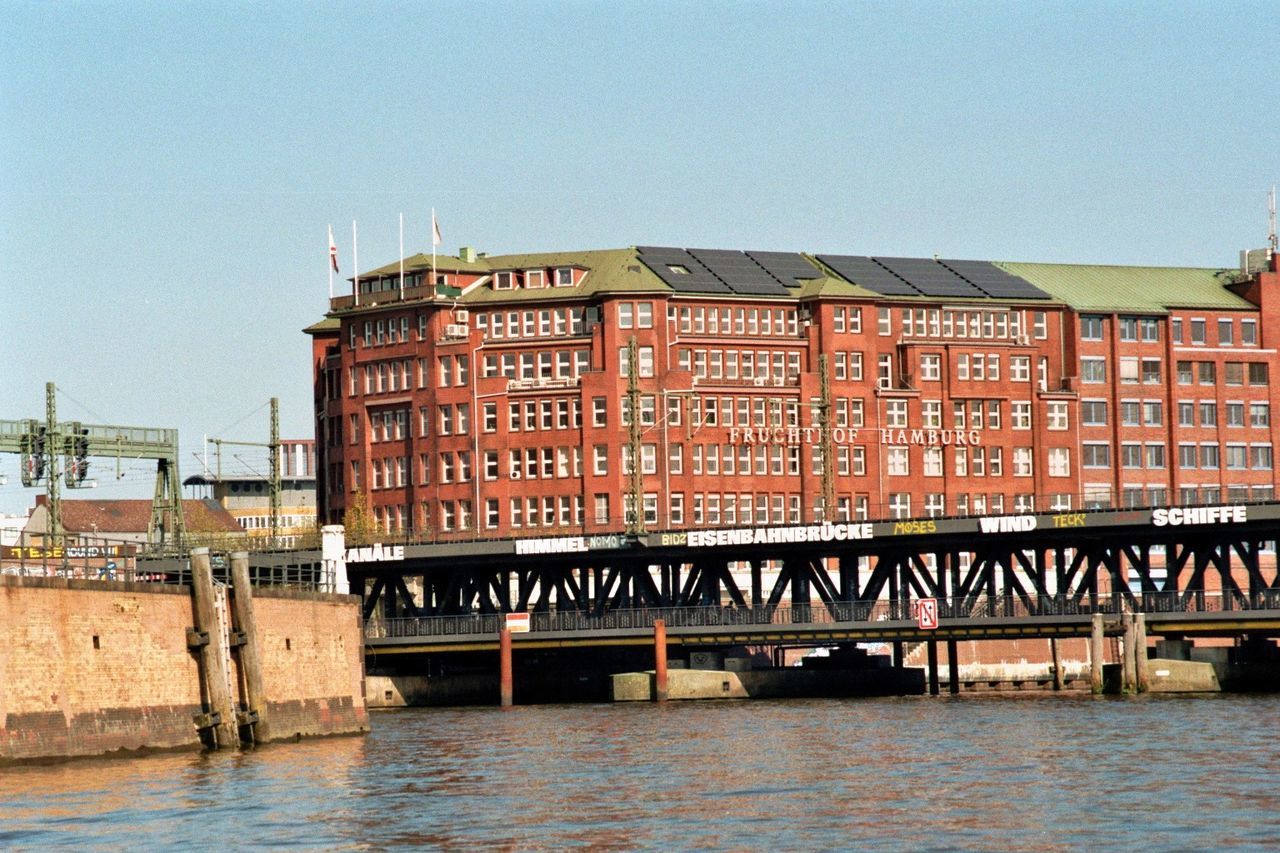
[1090, 613, 1105, 695]
[499, 628, 513, 707]
[654, 619, 669, 702]
[1135, 613, 1149, 694]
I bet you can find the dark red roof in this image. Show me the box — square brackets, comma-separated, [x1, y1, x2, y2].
[36, 496, 241, 534]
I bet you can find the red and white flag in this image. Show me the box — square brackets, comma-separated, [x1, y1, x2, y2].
[431, 210, 442, 247]
[328, 225, 339, 273]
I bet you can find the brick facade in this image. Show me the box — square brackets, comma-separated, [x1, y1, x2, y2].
[308, 246, 1280, 540]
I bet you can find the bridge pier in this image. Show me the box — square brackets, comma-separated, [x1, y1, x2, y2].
[1122, 613, 1138, 694]
[926, 641, 939, 696]
[1050, 639, 1063, 691]
[499, 628, 513, 707]
[654, 619, 668, 702]
[947, 640, 959, 694]
[1090, 614, 1105, 694]
[1135, 613, 1149, 694]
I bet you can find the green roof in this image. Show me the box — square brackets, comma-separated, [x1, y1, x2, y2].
[303, 317, 340, 335]
[360, 252, 491, 278]
[460, 248, 669, 305]
[998, 262, 1251, 313]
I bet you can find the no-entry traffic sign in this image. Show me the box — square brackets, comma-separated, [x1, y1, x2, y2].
[916, 598, 939, 630]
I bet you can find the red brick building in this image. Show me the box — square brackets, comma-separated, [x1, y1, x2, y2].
[306, 244, 1280, 539]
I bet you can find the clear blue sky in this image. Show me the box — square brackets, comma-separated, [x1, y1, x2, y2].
[1, 1, 1277, 514]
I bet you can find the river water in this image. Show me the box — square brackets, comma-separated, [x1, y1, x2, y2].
[3, 695, 1279, 851]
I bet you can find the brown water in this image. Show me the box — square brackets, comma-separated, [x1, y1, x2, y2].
[3, 695, 1280, 850]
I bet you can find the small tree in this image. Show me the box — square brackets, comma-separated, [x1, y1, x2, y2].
[343, 489, 375, 544]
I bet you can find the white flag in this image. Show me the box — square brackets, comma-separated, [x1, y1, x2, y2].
[432, 210, 442, 247]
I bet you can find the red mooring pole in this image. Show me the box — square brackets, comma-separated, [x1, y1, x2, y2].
[654, 619, 668, 701]
[499, 627, 513, 707]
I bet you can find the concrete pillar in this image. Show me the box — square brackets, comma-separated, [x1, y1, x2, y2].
[1050, 638, 1063, 691]
[499, 627, 513, 707]
[654, 619, 669, 701]
[1134, 613, 1149, 694]
[229, 552, 270, 743]
[190, 548, 240, 748]
[947, 640, 959, 694]
[926, 641, 939, 696]
[1090, 613, 1105, 695]
[1121, 613, 1137, 694]
[321, 525, 349, 594]
[892, 641, 904, 668]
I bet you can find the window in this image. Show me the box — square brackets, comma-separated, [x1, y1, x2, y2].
[1249, 363, 1269, 386]
[1011, 401, 1032, 430]
[1046, 402, 1069, 430]
[1179, 443, 1198, 469]
[1142, 401, 1162, 427]
[1081, 316, 1104, 340]
[1034, 311, 1049, 340]
[1219, 318, 1234, 346]
[1226, 444, 1247, 470]
[1121, 443, 1142, 468]
[922, 400, 942, 428]
[1200, 402, 1217, 427]
[1121, 400, 1141, 427]
[1141, 359, 1161, 384]
[1013, 447, 1033, 477]
[1190, 318, 1206, 344]
[592, 446, 608, 475]
[888, 493, 911, 519]
[1118, 317, 1138, 341]
[886, 399, 908, 428]
[1119, 357, 1139, 384]
[887, 447, 909, 476]
[1198, 362, 1215, 385]
[1225, 362, 1244, 386]
[1140, 318, 1160, 342]
[1171, 318, 1183, 343]
[1251, 402, 1270, 428]
[495, 271, 513, 290]
[1251, 444, 1273, 469]
[1242, 319, 1258, 346]
[920, 353, 941, 381]
[1177, 361, 1193, 385]
[1081, 400, 1107, 426]
[555, 268, 574, 286]
[1082, 358, 1107, 383]
[1226, 402, 1245, 427]
[1082, 443, 1111, 468]
[878, 307, 891, 336]
[1010, 356, 1030, 382]
[923, 447, 943, 476]
[1144, 443, 1165, 469]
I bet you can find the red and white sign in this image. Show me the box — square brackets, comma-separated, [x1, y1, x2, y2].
[916, 598, 939, 630]
[505, 612, 530, 633]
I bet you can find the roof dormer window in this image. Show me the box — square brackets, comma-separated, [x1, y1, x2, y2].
[494, 271, 514, 290]
[526, 269, 545, 289]
[555, 268, 575, 287]
[667, 264, 690, 275]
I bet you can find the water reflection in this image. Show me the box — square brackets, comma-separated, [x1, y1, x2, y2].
[3, 696, 1280, 850]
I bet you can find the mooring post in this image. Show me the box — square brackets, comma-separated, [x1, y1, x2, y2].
[1090, 613, 1105, 695]
[1121, 612, 1138, 694]
[190, 547, 239, 748]
[926, 641, 940, 696]
[947, 640, 959, 694]
[499, 627, 513, 707]
[1050, 638, 1064, 691]
[654, 619, 669, 701]
[1134, 613, 1149, 694]
[229, 551, 270, 743]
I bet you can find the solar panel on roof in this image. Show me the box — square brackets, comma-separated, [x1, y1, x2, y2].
[687, 248, 791, 296]
[636, 246, 734, 293]
[817, 255, 920, 296]
[746, 251, 821, 287]
[938, 259, 1051, 300]
[873, 257, 988, 299]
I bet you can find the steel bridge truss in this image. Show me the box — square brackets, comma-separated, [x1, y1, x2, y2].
[355, 521, 1280, 624]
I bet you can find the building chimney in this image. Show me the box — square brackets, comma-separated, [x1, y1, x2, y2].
[459, 246, 477, 264]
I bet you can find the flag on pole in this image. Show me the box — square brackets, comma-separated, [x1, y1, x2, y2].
[328, 225, 339, 273]
[432, 210, 443, 247]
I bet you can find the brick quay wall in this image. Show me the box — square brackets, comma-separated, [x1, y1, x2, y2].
[0, 576, 368, 764]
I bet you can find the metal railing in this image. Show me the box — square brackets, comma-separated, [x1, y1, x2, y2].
[367, 589, 1280, 641]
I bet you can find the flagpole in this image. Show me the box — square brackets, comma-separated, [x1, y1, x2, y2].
[328, 225, 334, 300]
[399, 212, 405, 299]
[353, 220, 359, 307]
[432, 207, 438, 290]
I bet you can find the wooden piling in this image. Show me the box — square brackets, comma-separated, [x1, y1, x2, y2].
[947, 640, 959, 694]
[654, 619, 669, 702]
[1121, 612, 1138, 694]
[1090, 613, 1105, 695]
[499, 627, 513, 707]
[1050, 638, 1064, 691]
[926, 641, 939, 696]
[190, 548, 239, 748]
[1134, 613, 1149, 694]
[229, 551, 270, 743]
